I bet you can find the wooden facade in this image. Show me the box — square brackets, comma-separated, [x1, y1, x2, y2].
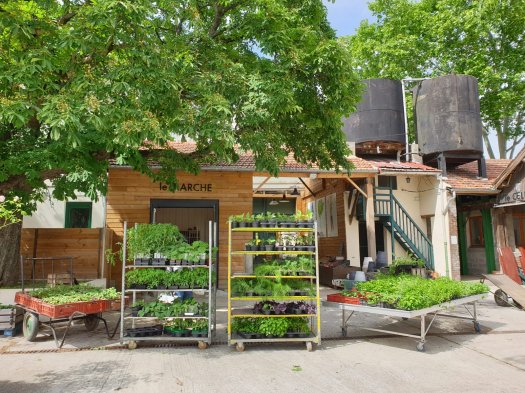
[106, 168, 253, 288]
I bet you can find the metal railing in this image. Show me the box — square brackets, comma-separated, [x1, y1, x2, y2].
[374, 188, 434, 270]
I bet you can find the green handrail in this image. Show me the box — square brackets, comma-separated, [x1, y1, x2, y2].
[373, 188, 434, 269]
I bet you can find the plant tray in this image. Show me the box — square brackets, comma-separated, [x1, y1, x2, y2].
[326, 293, 360, 305]
[15, 292, 124, 318]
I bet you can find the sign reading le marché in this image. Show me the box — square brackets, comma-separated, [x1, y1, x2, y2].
[159, 182, 212, 192]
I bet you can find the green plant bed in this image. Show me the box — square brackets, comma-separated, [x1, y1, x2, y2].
[347, 274, 489, 310]
[29, 285, 120, 305]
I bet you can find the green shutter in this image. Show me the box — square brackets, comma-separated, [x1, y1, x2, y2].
[482, 209, 496, 273]
[457, 211, 469, 275]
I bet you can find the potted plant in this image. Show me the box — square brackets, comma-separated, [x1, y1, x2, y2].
[165, 319, 191, 337]
[258, 317, 288, 338]
[266, 212, 277, 228]
[232, 318, 262, 339]
[264, 238, 276, 251]
[253, 213, 265, 228]
[245, 239, 258, 251]
[244, 213, 254, 227]
[190, 319, 208, 337]
[130, 300, 144, 317]
[295, 236, 306, 251]
[303, 234, 315, 251]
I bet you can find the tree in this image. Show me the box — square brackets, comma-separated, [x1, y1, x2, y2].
[346, 0, 525, 159]
[0, 0, 360, 284]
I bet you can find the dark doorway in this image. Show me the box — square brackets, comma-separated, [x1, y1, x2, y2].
[358, 221, 385, 267]
[150, 199, 219, 279]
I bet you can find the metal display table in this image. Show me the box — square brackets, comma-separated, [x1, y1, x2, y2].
[322, 293, 485, 351]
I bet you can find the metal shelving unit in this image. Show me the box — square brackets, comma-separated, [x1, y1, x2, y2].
[120, 221, 217, 350]
[227, 223, 321, 351]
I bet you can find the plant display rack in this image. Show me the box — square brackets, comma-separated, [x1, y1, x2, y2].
[120, 221, 217, 350]
[322, 293, 485, 352]
[227, 222, 321, 351]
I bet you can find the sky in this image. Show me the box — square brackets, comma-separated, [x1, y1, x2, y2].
[324, 0, 374, 37]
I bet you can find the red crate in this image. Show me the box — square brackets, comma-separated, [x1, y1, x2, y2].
[326, 293, 361, 305]
[15, 292, 43, 312]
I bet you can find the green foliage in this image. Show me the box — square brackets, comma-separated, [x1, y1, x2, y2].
[137, 298, 207, 318]
[254, 257, 314, 276]
[231, 317, 310, 337]
[347, 0, 525, 158]
[389, 256, 426, 274]
[191, 319, 209, 332]
[353, 275, 489, 310]
[30, 285, 120, 305]
[125, 268, 209, 288]
[127, 224, 185, 259]
[258, 317, 289, 337]
[0, 0, 360, 216]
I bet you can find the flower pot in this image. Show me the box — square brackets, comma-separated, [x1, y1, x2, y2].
[191, 330, 208, 338]
[130, 284, 147, 290]
[249, 245, 258, 252]
[245, 245, 251, 251]
[168, 285, 179, 290]
[239, 222, 247, 228]
[260, 221, 270, 228]
[231, 221, 239, 228]
[252, 221, 260, 227]
[264, 245, 275, 251]
[275, 246, 284, 251]
[156, 285, 168, 290]
[268, 220, 277, 228]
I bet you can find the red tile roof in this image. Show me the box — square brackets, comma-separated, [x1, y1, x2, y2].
[366, 158, 441, 173]
[139, 141, 377, 173]
[446, 159, 511, 192]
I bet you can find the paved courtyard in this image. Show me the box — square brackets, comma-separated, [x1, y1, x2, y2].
[1, 285, 525, 392]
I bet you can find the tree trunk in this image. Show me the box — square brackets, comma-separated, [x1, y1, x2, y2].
[0, 221, 22, 286]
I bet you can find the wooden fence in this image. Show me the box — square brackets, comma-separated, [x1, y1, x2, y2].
[20, 228, 111, 280]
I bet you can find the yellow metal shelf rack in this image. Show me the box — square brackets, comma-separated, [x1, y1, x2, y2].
[227, 223, 321, 351]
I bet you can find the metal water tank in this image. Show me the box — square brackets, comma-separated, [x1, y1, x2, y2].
[343, 79, 405, 146]
[414, 75, 483, 156]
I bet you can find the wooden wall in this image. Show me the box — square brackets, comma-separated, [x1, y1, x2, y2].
[106, 168, 253, 288]
[304, 179, 350, 260]
[20, 228, 104, 280]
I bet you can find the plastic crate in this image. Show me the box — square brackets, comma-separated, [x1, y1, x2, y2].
[326, 293, 360, 305]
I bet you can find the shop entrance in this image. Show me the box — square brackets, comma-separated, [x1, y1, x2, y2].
[150, 199, 219, 276]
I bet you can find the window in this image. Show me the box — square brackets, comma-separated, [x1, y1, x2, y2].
[65, 202, 92, 228]
[469, 216, 484, 246]
[423, 216, 433, 241]
[378, 176, 397, 190]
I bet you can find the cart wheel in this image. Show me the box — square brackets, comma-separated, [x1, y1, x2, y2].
[306, 342, 314, 352]
[84, 314, 101, 331]
[235, 342, 245, 352]
[416, 342, 425, 352]
[494, 289, 511, 307]
[127, 340, 137, 350]
[198, 341, 208, 350]
[23, 312, 39, 342]
[474, 322, 481, 333]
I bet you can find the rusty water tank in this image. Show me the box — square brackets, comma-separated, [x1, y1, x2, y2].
[414, 75, 483, 156]
[343, 79, 405, 151]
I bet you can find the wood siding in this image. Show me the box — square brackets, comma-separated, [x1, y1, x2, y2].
[20, 228, 103, 280]
[304, 179, 350, 260]
[106, 168, 253, 288]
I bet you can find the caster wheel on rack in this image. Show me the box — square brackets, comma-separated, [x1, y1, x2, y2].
[198, 341, 208, 350]
[402, 317, 408, 321]
[84, 314, 101, 331]
[23, 312, 39, 342]
[416, 342, 425, 352]
[128, 340, 137, 350]
[235, 343, 245, 352]
[306, 342, 313, 352]
[473, 322, 481, 333]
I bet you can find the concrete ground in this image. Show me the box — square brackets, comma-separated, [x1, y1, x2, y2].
[1, 284, 525, 392]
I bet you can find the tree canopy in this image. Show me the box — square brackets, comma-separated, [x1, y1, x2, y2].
[346, 0, 525, 159]
[0, 0, 360, 220]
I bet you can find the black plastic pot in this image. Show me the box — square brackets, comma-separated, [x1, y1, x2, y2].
[231, 221, 239, 228]
[264, 245, 275, 251]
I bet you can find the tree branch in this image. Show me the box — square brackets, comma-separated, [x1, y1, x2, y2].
[0, 169, 65, 195]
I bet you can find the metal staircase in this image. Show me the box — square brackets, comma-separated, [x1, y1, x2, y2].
[374, 188, 434, 269]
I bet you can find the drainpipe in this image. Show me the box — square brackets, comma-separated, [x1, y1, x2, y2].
[440, 178, 456, 278]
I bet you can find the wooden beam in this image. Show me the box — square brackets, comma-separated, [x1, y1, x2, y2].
[253, 177, 271, 192]
[365, 179, 377, 260]
[344, 177, 368, 198]
[252, 194, 299, 199]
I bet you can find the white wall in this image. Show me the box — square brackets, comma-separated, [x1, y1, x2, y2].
[419, 176, 452, 278]
[23, 192, 105, 229]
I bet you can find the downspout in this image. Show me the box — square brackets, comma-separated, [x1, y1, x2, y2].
[441, 180, 456, 278]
